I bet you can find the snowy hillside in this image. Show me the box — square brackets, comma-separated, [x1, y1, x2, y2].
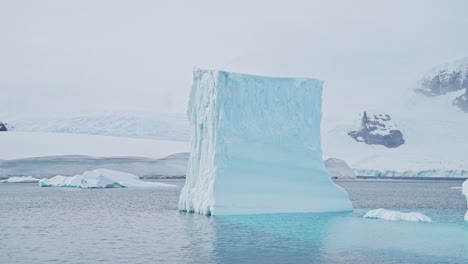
[2, 57, 468, 178]
[414, 56, 468, 112]
[323, 57, 468, 178]
[0, 132, 190, 179]
[0, 153, 189, 179]
[0, 112, 189, 141]
[0, 132, 189, 160]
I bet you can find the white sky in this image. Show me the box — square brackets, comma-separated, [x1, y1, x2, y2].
[1, 0, 468, 119]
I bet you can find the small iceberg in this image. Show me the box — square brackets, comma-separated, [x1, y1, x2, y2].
[364, 208, 432, 222]
[0, 176, 40, 183]
[39, 169, 176, 189]
[463, 180, 468, 221]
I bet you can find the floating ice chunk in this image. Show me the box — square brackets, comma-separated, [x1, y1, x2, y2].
[463, 180, 468, 221]
[39, 169, 176, 188]
[0, 176, 40, 183]
[179, 69, 352, 215]
[40, 175, 88, 188]
[364, 208, 432, 222]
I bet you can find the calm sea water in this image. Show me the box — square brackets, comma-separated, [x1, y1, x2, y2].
[0, 179, 467, 264]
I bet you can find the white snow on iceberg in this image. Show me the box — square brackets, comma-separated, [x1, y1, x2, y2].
[179, 69, 352, 215]
[0, 176, 40, 183]
[39, 169, 176, 189]
[364, 208, 432, 222]
[463, 180, 468, 221]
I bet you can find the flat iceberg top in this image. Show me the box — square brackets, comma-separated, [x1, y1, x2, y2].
[0, 176, 40, 183]
[180, 69, 352, 215]
[364, 208, 432, 222]
[194, 68, 323, 84]
[39, 169, 176, 189]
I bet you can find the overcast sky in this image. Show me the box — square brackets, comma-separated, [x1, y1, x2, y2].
[1, 0, 468, 118]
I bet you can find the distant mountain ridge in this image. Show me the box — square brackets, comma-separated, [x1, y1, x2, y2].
[322, 56, 468, 178]
[2, 58, 468, 178]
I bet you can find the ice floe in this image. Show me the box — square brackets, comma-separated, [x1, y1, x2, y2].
[364, 208, 432, 222]
[39, 169, 176, 189]
[0, 176, 40, 183]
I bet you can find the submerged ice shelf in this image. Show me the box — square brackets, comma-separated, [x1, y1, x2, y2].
[179, 69, 352, 215]
[39, 169, 176, 189]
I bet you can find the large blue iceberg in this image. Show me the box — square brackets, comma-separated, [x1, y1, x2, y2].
[179, 69, 352, 215]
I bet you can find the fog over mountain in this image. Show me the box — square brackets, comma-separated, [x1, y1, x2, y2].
[1, 0, 468, 122]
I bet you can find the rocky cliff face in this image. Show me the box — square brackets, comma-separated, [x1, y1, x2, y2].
[453, 89, 468, 112]
[0, 122, 7, 132]
[348, 112, 405, 148]
[324, 158, 356, 179]
[415, 57, 468, 112]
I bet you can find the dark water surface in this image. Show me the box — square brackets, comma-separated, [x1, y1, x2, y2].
[0, 179, 467, 264]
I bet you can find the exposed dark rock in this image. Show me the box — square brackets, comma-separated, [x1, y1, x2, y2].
[416, 68, 468, 96]
[348, 111, 405, 148]
[453, 88, 468, 113]
[0, 122, 7, 132]
[324, 158, 356, 179]
[415, 57, 468, 112]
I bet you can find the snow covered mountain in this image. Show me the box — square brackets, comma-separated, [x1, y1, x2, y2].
[0, 132, 189, 160]
[2, 58, 468, 179]
[0, 132, 190, 179]
[348, 111, 404, 148]
[0, 112, 189, 141]
[323, 57, 468, 178]
[415, 57, 468, 112]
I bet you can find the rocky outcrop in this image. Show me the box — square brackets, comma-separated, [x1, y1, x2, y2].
[453, 89, 468, 113]
[417, 68, 468, 96]
[0, 122, 7, 132]
[415, 57, 468, 112]
[324, 158, 356, 179]
[348, 112, 405, 148]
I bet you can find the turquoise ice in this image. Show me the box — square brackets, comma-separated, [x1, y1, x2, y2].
[464, 179, 468, 221]
[179, 69, 352, 215]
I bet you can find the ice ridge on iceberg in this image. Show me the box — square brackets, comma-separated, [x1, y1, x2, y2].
[39, 169, 176, 188]
[179, 68, 353, 215]
[364, 208, 432, 222]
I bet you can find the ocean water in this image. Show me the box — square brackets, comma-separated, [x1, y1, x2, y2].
[0, 179, 466, 264]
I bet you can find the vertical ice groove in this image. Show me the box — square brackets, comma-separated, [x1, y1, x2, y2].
[179, 69, 352, 215]
[463, 180, 468, 221]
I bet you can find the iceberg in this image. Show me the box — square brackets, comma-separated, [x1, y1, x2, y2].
[364, 208, 432, 222]
[39, 169, 176, 188]
[0, 176, 40, 183]
[179, 69, 352, 215]
[463, 180, 468, 221]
